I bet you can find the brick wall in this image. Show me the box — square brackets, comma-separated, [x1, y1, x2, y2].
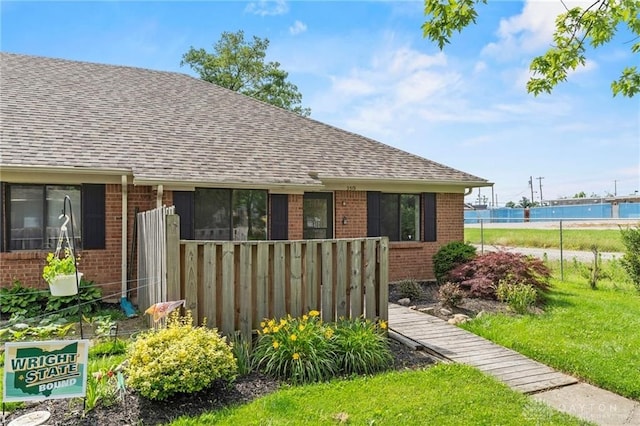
[335, 191, 367, 238]
[287, 194, 304, 240]
[0, 184, 158, 299]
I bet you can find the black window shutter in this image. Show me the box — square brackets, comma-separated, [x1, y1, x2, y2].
[82, 184, 106, 249]
[0, 182, 5, 252]
[367, 191, 381, 237]
[173, 191, 194, 240]
[423, 193, 437, 242]
[270, 194, 288, 240]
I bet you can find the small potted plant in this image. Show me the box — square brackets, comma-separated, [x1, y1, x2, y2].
[42, 248, 82, 296]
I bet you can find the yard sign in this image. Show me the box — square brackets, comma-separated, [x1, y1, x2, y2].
[3, 340, 89, 402]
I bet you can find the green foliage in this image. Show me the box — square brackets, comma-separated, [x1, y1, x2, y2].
[437, 282, 465, 308]
[127, 311, 237, 400]
[496, 279, 538, 314]
[0, 319, 75, 343]
[182, 30, 311, 116]
[620, 225, 640, 291]
[450, 251, 551, 299]
[395, 279, 423, 300]
[0, 280, 48, 318]
[89, 339, 128, 358]
[45, 279, 102, 316]
[252, 310, 337, 384]
[42, 249, 77, 284]
[332, 317, 392, 376]
[433, 241, 477, 283]
[253, 312, 392, 384]
[230, 332, 253, 376]
[422, 0, 640, 97]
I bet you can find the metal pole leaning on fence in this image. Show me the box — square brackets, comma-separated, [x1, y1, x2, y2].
[480, 219, 484, 254]
[559, 220, 564, 281]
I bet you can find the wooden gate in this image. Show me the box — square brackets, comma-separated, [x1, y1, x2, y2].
[136, 205, 175, 315]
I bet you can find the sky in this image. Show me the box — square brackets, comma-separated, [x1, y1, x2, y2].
[1, 0, 639, 206]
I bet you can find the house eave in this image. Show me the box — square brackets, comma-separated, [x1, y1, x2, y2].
[0, 165, 132, 184]
[132, 177, 326, 194]
[318, 176, 493, 193]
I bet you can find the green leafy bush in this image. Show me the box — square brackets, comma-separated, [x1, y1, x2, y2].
[496, 279, 538, 314]
[42, 248, 78, 284]
[0, 281, 48, 319]
[252, 310, 337, 384]
[45, 279, 102, 316]
[126, 311, 237, 400]
[433, 241, 477, 283]
[437, 282, 465, 308]
[395, 279, 423, 300]
[620, 225, 640, 292]
[332, 317, 392, 375]
[449, 251, 551, 300]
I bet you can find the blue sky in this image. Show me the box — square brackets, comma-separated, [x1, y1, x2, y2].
[2, 0, 638, 205]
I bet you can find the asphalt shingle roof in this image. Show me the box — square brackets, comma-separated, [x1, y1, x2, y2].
[1, 52, 488, 188]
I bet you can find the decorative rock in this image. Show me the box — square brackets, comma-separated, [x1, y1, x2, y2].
[419, 307, 436, 315]
[448, 314, 470, 325]
[12, 323, 29, 330]
[440, 308, 452, 316]
[476, 310, 486, 318]
[398, 298, 411, 306]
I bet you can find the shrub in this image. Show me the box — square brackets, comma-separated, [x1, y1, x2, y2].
[45, 279, 102, 317]
[252, 310, 337, 385]
[437, 282, 465, 308]
[449, 251, 551, 299]
[496, 279, 538, 314]
[230, 331, 253, 376]
[126, 311, 237, 400]
[0, 280, 48, 319]
[395, 279, 423, 300]
[433, 241, 477, 283]
[332, 317, 392, 375]
[620, 225, 640, 292]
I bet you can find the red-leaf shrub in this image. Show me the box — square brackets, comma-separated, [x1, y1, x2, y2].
[449, 251, 551, 299]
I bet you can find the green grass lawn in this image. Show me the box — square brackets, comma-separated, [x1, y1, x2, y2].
[169, 364, 589, 426]
[464, 228, 624, 252]
[461, 265, 640, 400]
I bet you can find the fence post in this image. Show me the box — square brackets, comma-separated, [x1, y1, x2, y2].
[480, 219, 484, 255]
[559, 220, 564, 281]
[166, 214, 181, 301]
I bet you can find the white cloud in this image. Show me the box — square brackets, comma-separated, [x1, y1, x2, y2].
[245, 0, 288, 16]
[474, 61, 487, 73]
[482, 0, 594, 60]
[289, 20, 307, 35]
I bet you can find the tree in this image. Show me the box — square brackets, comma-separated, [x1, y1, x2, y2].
[182, 30, 311, 116]
[517, 197, 539, 208]
[574, 191, 587, 198]
[422, 0, 640, 97]
[504, 201, 517, 208]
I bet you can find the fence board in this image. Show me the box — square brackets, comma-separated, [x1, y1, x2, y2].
[290, 241, 303, 317]
[255, 243, 269, 324]
[273, 242, 286, 319]
[184, 242, 199, 321]
[304, 241, 318, 313]
[350, 240, 362, 318]
[379, 237, 389, 321]
[165, 214, 180, 302]
[321, 241, 334, 322]
[202, 243, 216, 328]
[364, 238, 377, 319]
[239, 243, 252, 339]
[335, 240, 348, 318]
[221, 242, 235, 336]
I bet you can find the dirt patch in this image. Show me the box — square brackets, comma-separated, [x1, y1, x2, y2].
[388, 280, 511, 320]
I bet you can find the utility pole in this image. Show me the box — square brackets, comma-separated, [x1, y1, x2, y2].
[614, 180, 617, 197]
[529, 176, 534, 202]
[536, 177, 544, 203]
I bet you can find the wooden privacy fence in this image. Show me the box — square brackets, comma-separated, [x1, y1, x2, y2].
[164, 214, 389, 337]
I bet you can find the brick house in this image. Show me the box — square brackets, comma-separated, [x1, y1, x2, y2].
[0, 53, 491, 298]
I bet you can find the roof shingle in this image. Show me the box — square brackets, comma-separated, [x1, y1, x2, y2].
[0, 52, 488, 188]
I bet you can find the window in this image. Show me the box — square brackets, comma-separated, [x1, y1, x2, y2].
[303, 192, 333, 239]
[185, 188, 267, 241]
[7, 185, 81, 250]
[368, 192, 434, 242]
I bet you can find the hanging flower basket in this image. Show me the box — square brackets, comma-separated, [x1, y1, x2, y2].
[43, 249, 81, 297]
[48, 272, 83, 297]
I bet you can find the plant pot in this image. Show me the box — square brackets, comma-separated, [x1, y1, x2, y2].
[48, 272, 82, 297]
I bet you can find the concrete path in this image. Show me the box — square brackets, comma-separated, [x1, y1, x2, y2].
[388, 303, 640, 425]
